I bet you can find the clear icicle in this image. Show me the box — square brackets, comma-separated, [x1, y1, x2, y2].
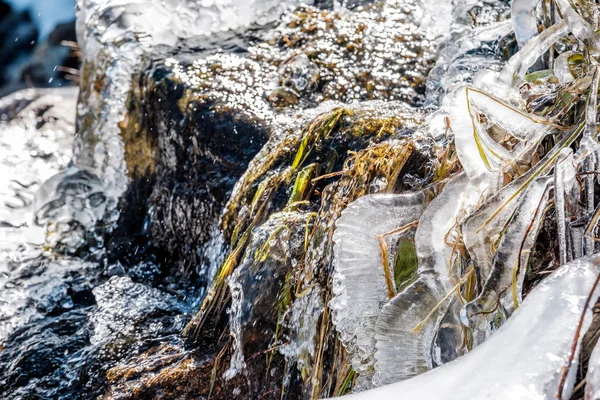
[554, 51, 577, 84]
[584, 66, 600, 254]
[341, 255, 600, 400]
[555, 149, 579, 265]
[373, 174, 481, 385]
[330, 192, 427, 389]
[511, 0, 540, 48]
[461, 176, 552, 343]
[499, 19, 569, 89]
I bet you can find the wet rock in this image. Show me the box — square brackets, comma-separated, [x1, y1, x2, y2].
[106, 0, 436, 292]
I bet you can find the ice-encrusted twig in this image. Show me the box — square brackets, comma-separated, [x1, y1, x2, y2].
[461, 175, 552, 343]
[499, 19, 569, 87]
[338, 254, 600, 400]
[556, 150, 579, 265]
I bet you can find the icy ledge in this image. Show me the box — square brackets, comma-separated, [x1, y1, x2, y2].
[334, 254, 600, 400]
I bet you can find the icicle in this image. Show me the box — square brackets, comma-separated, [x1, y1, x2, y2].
[499, 19, 569, 88]
[373, 174, 481, 385]
[461, 176, 552, 343]
[554, 51, 577, 84]
[511, 0, 540, 48]
[341, 255, 600, 400]
[584, 66, 600, 254]
[555, 149, 578, 265]
[330, 192, 427, 389]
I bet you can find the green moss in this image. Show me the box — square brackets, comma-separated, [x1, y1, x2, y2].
[393, 239, 418, 292]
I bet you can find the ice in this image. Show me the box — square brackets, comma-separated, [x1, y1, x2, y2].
[33, 167, 107, 252]
[554, 51, 577, 84]
[555, 0, 595, 42]
[426, 21, 512, 106]
[373, 174, 481, 385]
[461, 171, 536, 284]
[462, 176, 552, 343]
[447, 85, 544, 185]
[511, 0, 539, 48]
[329, 192, 427, 389]
[498, 20, 569, 90]
[341, 255, 600, 400]
[587, 336, 600, 400]
[554, 150, 580, 265]
[447, 87, 501, 183]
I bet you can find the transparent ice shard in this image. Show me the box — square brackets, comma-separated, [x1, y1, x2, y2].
[498, 20, 569, 89]
[426, 21, 512, 107]
[462, 176, 552, 343]
[555, 0, 596, 42]
[329, 192, 427, 389]
[373, 174, 482, 385]
[511, 0, 539, 48]
[554, 149, 580, 265]
[342, 255, 600, 400]
[554, 51, 577, 84]
[448, 85, 553, 185]
[461, 171, 533, 282]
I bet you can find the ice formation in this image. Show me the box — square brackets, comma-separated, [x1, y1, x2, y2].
[342, 255, 600, 400]
[587, 337, 600, 400]
[373, 174, 480, 385]
[331, 2, 596, 390]
[330, 193, 427, 388]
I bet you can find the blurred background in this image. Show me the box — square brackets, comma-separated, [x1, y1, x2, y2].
[0, 0, 79, 97]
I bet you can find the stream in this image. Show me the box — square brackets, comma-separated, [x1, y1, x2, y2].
[2, 0, 600, 399]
